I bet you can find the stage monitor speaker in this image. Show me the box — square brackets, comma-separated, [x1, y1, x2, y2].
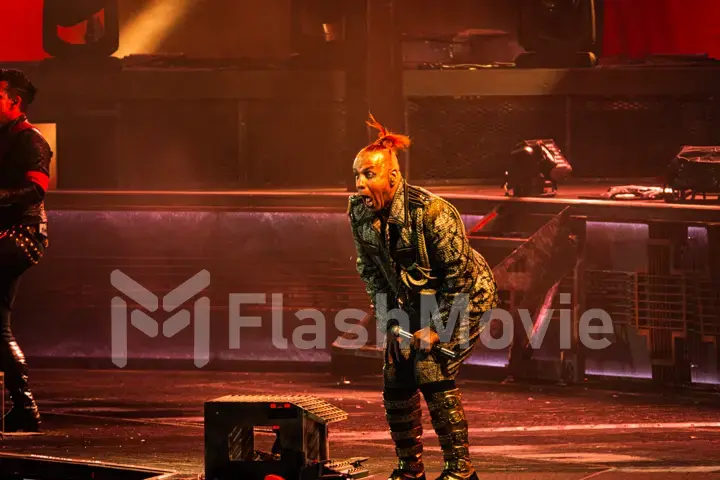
[665, 146, 720, 203]
[204, 394, 369, 480]
[516, 0, 602, 68]
[504, 139, 572, 197]
[42, 0, 119, 60]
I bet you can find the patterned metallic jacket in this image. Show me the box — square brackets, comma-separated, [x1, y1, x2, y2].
[348, 181, 497, 352]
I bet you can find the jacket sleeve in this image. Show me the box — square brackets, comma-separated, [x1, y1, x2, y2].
[348, 202, 397, 334]
[423, 199, 495, 349]
[0, 130, 52, 207]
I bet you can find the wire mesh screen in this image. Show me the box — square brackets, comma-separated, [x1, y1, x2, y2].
[406, 96, 567, 182]
[404, 94, 720, 182]
[570, 96, 720, 178]
[230, 90, 720, 186]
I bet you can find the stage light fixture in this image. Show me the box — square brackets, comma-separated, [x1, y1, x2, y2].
[504, 139, 572, 197]
[664, 146, 720, 203]
[42, 0, 119, 59]
[204, 394, 370, 479]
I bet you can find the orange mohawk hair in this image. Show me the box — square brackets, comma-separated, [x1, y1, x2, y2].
[366, 113, 411, 152]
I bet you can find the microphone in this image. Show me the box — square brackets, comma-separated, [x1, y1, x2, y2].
[390, 325, 458, 360]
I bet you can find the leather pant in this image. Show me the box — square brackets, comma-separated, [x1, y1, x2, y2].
[0, 225, 46, 409]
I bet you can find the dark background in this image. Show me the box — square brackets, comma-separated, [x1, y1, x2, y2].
[2, 0, 720, 63]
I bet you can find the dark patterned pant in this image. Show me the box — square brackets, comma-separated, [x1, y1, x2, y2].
[382, 327, 478, 478]
[0, 225, 47, 392]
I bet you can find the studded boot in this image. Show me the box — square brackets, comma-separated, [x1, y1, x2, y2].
[2, 341, 41, 432]
[425, 388, 477, 480]
[383, 389, 426, 480]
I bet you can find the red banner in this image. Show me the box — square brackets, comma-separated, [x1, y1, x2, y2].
[0, 0, 47, 61]
[603, 0, 720, 60]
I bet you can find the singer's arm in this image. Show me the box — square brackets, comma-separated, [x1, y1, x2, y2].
[348, 196, 398, 333]
[423, 197, 496, 350]
[0, 131, 51, 207]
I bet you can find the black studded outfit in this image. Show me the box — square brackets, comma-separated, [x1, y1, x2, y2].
[0, 115, 52, 432]
[348, 181, 498, 480]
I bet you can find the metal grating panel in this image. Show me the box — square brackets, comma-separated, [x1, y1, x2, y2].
[632, 273, 718, 334]
[209, 395, 348, 424]
[404, 94, 720, 182]
[406, 96, 566, 181]
[585, 270, 636, 325]
[581, 271, 717, 334]
[571, 96, 720, 178]
[692, 279, 720, 337]
[636, 274, 687, 332]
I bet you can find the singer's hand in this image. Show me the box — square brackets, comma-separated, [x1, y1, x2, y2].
[412, 327, 440, 354]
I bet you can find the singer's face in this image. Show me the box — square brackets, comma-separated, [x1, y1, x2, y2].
[0, 82, 20, 125]
[353, 149, 398, 212]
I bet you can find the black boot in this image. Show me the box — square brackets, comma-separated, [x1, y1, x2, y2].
[424, 387, 477, 480]
[383, 389, 426, 480]
[2, 341, 41, 432]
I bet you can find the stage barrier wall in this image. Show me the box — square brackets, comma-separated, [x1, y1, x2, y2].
[14, 208, 717, 385]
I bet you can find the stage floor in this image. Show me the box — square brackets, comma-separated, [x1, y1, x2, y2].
[4, 368, 720, 479]
[46, 181, 720, 224]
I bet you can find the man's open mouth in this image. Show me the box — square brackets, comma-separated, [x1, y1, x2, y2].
[361, 196, 373, 208]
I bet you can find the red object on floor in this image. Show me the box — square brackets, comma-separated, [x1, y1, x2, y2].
[264, 476, 285, 480]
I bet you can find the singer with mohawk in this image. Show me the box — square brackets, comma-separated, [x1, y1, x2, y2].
[348, 115, 497, 480]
